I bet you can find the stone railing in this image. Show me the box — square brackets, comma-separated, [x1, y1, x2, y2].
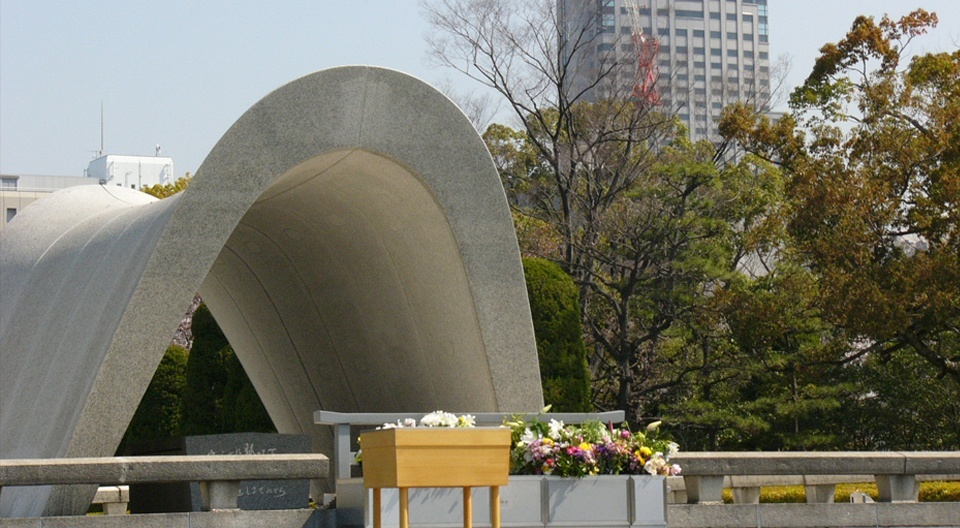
[667, 451, 960, 528]
[0, 454, 330, 527]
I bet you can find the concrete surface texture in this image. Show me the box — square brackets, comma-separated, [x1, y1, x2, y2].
[0, 66, 543, 517]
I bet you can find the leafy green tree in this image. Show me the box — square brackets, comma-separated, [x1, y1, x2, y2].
[523, 257, 591, 412]
[721, 9, 960, 386]
[120, 345, 189, 449]
[142, 174, 191, 199]
[840, 347, 960, 450]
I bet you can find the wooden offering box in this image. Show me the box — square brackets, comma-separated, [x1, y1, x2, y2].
[360, 427, 511, 489]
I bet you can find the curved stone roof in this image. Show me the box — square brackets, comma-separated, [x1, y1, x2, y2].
[0, 66, 542, 517]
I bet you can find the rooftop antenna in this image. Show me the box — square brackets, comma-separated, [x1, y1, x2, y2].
[99, 101, 104, 158]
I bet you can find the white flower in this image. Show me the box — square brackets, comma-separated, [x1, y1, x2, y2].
[457, 414, 476, 427]
[402, 418, 417, 428]
[645, 421, 662, 432]
[520, 428, 537, 445]
[421, 410, 459, 427]
[666, 442, 680, 457]
[380, 422, 399, 429]
[547, 419, 565, 439]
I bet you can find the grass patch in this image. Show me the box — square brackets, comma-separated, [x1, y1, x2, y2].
[720, 481, 960, 503]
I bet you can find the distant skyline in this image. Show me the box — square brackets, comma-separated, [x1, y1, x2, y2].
[2, 1, 958, 177]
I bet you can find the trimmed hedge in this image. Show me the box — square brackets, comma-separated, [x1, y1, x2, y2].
[720, 481, 960, 503]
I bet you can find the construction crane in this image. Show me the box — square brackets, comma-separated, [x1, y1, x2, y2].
[626, 0, 660, 104]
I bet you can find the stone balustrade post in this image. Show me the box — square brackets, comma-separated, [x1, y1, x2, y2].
[803, 484, 836, 503]
[875, 474, 919, 502]
[684, 475, 724, 504]
[199, 480, 242, 511]
[732, 486, 760, 504]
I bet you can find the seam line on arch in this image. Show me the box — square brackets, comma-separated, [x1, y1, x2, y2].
[357, 67, 369, 144]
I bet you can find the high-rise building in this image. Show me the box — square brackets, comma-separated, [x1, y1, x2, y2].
[559, 0, 771, 142]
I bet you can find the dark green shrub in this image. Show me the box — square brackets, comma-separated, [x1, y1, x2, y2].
[182, 303, 275, 434]
[223, 352, 274, 433]
[181, 304, 232, 435]
[120, 345, 189, 448]
[523, 257, 592, 412]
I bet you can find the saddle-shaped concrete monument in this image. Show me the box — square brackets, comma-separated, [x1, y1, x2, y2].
[0, 66, 543, 517]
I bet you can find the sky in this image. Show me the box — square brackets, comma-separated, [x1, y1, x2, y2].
[1, 1, 958, 178]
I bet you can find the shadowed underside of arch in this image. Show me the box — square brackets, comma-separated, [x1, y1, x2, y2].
[0, 66, 542, 517]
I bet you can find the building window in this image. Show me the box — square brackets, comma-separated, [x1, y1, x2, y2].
[744, 14, 754, 22]
[759, 34, 769, 43]
[6, 208, 16, 223]
[710, 12, 720, 20]
[693, 29, 705, 38]
[1, 177, 16, 189]
[760, 51, 769, 59]
[676, 29, 688, 37]
[711, 47, 721, 56]
[676, 10, 703, 18]
[710, 30, 721, 39]
[600, 12, 615, 31]
[727, 13, 737, 21]
[744, 33, 754, 41]
[727, 49, 738, 57]
[658, 28, 670, 36]
[727, 32, 737, 40]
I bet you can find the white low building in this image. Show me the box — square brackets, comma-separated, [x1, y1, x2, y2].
[1, 155, 175, 231]
[86, 154, 174, 190]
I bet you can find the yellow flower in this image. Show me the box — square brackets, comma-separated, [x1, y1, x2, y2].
[639, 447, 653, 457]
[579, 442, 592, 451]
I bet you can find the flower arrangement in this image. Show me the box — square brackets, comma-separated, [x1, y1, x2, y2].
[356, 409, 680, 478]
[506, 416, 681, 477]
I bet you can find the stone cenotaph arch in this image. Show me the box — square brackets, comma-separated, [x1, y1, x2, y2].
[0, 66, 543, 517]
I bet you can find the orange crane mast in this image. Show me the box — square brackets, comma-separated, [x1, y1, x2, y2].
[626, 0, 660, 104]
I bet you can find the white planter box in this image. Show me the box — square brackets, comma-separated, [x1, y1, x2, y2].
[336, 475, 666, 528]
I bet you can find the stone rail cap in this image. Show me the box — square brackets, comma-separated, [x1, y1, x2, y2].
[902, 452, 960, 474]
[314, 410, 625, 426]
[0, 454, 328, 487]
[670, 452, 960, 476]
